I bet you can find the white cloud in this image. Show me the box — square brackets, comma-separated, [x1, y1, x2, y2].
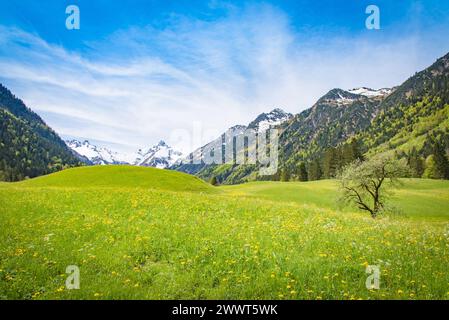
[0, 5, 448, 154]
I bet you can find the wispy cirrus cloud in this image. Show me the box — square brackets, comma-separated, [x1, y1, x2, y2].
[0, 4, 448, 153]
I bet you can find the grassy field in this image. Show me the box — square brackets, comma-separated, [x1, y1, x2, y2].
[0, 166, 448, 300]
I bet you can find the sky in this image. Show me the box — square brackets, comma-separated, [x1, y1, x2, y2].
[1, 0, 449, 153]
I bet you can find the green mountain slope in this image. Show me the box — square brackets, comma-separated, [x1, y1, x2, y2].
[358, 53, 449, 155]
[0, 84, 82, 181]
[191, 88, 387, 184]
[185, 52, 449, 184]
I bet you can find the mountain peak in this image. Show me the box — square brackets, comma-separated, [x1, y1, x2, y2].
[269, 107, 287, 114]
[315, 88, 362, 107]
[323, 88, 360, 99]
[247, 108, 292, 131]
[136, 140, 183, 168]
[66, 138, 183, 169]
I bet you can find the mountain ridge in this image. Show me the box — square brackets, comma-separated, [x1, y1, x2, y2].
[179, 52, 449, 184]
[65, 139, 183, 169]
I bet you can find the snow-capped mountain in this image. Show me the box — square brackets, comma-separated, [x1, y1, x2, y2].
[348, 87, 394, 98]
[247, 108, 293, 131]
[174, 108, 292, 168]
[65, 139, 183, 168]
[134, 140, 183, 168]
[312, 87, 395, 110]
[65, 140, 130, 165]
[316, 88, 363, 107]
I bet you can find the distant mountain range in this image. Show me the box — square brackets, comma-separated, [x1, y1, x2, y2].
[172, 108, 292, 175]
[176, 52, 449, 184]
[1, 52, 448, 183]
[65, 139, 183, 169]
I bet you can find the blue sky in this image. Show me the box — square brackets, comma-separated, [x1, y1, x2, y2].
[1, 0, 449, 152]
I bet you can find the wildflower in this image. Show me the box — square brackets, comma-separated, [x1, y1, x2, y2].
[15, 248, 25, 256]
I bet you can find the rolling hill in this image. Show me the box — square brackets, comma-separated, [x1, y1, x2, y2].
[0, 166, 448, 299]
[14, 165, 215, 193]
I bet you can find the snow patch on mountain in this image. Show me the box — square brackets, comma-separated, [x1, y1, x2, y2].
[175, 108, 292, 166]
[348, 87, 393, 97]
[135, 140, 183, 168]
[65, 140, 130, 165]
[65, 139, 183, 168]
[248, 108, 293, 131]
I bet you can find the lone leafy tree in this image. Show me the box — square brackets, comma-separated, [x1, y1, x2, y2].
[338, 154, 409, 218]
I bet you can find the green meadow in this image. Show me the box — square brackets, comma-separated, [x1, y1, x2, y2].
[0, 166, 448, 300]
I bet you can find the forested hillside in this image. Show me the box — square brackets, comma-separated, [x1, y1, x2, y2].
[185, 52, 449, 184]
[0, 84, 82, 181]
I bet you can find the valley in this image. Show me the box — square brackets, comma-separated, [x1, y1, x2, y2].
[0, 166, 448, 299]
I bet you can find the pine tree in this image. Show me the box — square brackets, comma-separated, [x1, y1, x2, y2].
[297, 162, 308, 181]
[407, 147, 425, 177]
[280, 169, 290, 182]
[307, 159, 322, 181]
[323, 148, 340, 178]
[423, 155, 438, 179]
[209, 176, 218, 186]
[432, 138, 449, 179]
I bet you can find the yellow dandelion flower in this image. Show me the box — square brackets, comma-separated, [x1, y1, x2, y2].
[56, 286, 65, 293]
